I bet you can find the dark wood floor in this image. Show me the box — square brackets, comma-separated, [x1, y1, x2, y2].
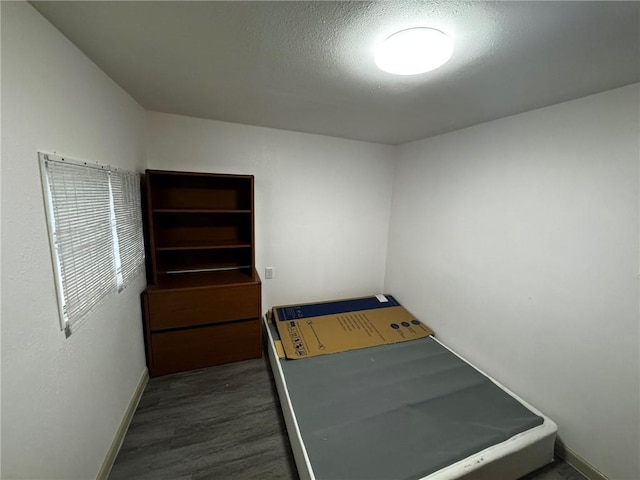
[109, 355, 586, 480]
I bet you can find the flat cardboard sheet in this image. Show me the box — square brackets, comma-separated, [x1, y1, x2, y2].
[273, 297, 433, 359]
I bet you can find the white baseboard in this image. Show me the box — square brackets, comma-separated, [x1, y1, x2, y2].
[96, 368, 149, 480]
[555, 441, 607, 480]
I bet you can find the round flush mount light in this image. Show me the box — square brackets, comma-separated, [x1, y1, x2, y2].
[375, 27, 454, 75]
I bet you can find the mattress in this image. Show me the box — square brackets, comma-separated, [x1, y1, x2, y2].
[265, 300, 557, 480]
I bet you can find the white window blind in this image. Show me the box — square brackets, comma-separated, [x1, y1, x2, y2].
[111, 170, 145, 290]
[39, 153, 144, 337]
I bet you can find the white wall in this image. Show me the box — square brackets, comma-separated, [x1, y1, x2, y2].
[1, 3, 148, 479]
[145, 112, 395, 310]
[385, 84, 640, 480]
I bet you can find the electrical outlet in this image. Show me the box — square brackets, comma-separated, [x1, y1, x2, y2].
[265, 267, 274, 279]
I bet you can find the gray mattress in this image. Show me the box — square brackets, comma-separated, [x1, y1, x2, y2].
[269, 323, 543, 480]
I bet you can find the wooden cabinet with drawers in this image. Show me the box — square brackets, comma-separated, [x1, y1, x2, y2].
[141, 170, 262, 377]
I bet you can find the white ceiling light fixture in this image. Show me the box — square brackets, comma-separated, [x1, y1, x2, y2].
[375, 27, 454, 75]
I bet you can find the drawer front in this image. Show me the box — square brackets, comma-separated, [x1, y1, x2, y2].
[150, 319, 262, 376]
[146, 283, 260, 331]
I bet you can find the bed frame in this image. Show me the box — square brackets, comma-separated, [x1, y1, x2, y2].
[264, 312, 557, 480]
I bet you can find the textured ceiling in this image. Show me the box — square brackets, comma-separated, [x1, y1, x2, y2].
[31, 1, 640, 145]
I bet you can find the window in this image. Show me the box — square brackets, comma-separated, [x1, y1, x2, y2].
[39, 153, 145, 337]
[110, 169, 145, 290]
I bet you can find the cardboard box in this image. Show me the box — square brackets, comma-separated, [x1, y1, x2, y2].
[273, 295, 433, 359]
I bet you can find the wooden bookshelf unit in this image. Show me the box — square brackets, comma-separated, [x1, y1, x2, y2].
[141, 170, 262, 377]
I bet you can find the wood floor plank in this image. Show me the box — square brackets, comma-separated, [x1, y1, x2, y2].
[110, 355, 584, 480]
[110, 356, 297, 480]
